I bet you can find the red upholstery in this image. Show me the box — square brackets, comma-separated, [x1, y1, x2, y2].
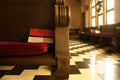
[28, 28, 55, 52]
[0, 42, 48, 56]
[28, 28, 55, 43]
[30, 28, 55, 37]
[0, 29, 55, 56]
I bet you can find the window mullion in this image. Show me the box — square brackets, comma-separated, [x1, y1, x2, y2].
[95, 0, 98, 26]
[103, 0, 106, 25]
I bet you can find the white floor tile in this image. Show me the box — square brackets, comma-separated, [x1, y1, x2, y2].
[0, 75, 19, 80]
[0, 66, 14, 70]
[69, 74, 82, 80]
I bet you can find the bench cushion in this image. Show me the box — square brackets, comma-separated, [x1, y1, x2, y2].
[28, 28, 54, 43]
[28, 28, 55, 52]
[30, 28, 55, 37]
[0, 42, 48, 56]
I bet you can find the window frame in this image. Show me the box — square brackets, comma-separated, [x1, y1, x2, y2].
[90, 0, 114, 27]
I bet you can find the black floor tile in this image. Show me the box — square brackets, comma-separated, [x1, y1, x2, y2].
[70, 44, 90, 50]
[76, 51, 85, 54]
[69, 65, 81, 74]
[0, 70, 9, 78]
[33, 75, 51, 80]
[75, 62, 89, 69]
[83, 59, 91, 64]
[71, 53, 79, 56]
[5, 65, 24, 75]
[22, 65, 40, 69]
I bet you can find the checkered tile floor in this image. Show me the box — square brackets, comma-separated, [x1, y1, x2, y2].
[0, 39, 120, 80]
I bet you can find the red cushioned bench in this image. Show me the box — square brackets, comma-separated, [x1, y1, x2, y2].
[0, 28, 55, 65]
[0, 28, 69, 80]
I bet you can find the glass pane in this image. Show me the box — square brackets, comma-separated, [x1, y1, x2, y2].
[98, 2, 103, 14]
[92, 7, 96, 17]
[107, 11, 114, 24]
[92, 18, 96, 27]
[92, 0, 96, 7]
[96, 0, 102, 3]
[107, 0, 114, 10]
[98, 15, 103, 25]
